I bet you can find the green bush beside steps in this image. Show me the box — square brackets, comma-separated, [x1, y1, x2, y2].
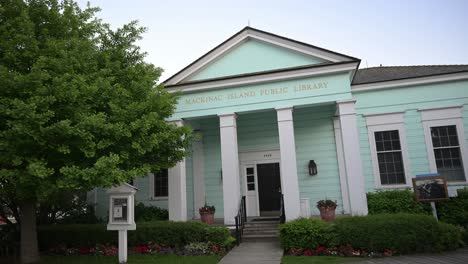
[279, 214, 461, 255]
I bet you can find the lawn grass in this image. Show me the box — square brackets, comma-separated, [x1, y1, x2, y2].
[282, 256, 363, 264]
[25, 254, 221, 264]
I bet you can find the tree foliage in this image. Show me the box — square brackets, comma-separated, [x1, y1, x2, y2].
[0, 0, 191, 202]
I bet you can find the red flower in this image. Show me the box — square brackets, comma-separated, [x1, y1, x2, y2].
[303, 250, 315, 256]
[134, 245, 150, 254]
[210, 245, 219, 253]
[78, 248, 90, 255]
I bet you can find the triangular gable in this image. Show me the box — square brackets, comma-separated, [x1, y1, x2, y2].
[164, 27, 358, 85]
[188, 38, 327, 81]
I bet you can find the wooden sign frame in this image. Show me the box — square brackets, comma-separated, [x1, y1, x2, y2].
[412, 176, 448, 202]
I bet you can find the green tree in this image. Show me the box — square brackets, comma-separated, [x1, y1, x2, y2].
[0, 0, 191, 262]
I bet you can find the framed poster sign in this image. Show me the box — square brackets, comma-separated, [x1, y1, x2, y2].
[112, 197, 128, 222]
[412, 176, 448, 202]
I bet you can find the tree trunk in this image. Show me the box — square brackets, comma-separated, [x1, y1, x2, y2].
[19, 199, 40, 264]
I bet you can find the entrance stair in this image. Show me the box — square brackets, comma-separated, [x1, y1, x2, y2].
[242, 217, 279, 242]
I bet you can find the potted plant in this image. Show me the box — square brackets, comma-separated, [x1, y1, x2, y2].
[316, 199, 337, 222]
[199, 203, 215, 224]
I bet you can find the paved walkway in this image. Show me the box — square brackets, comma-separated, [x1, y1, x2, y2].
[219, 241, 283, 264]
[349, 248, 468, 264]
[219, 244, 468, 264]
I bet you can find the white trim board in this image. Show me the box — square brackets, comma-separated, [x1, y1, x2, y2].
[167, 62, 358, 93]
[352, 72, 468, 92]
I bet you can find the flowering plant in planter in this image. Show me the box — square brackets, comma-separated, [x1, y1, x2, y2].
[316, 199, 337, 222]
[199, 203, 215, 224]
[199, 204, 215, 214]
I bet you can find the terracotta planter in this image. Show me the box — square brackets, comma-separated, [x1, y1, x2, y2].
[200, 211, 215, 224]
[318, 206, 336, 222]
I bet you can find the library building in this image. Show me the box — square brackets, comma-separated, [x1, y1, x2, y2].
[89, 27, 468, 225]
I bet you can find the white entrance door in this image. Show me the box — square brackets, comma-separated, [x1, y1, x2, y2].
[243, 165, 259, 216]
[240, 150, 281, 217]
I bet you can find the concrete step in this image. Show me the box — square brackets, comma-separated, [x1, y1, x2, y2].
[244, 222, 279, 227]
[244, 227, 278, 233]
[242, 233, 279, 242]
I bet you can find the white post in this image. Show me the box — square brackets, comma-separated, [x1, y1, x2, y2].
[276, 107, 301, 221]
[118, 230, 127, 263]
[336, 99, 368, 215]
[168, 120, 187, 221]
[193, 136, 205, 219]
[431, 202, 438, 220]
[219, 113, 241, 225]
[333, 118, 351, 214]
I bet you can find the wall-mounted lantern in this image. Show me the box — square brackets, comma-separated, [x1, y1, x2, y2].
[309, 160, 318, 176]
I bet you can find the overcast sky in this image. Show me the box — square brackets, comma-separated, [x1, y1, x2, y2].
[76, 0, 468, 82]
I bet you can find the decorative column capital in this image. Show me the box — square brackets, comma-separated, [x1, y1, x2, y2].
[336, 99, 357, 116]
[276, 106, 294, 122]
[218, 113, 237, 128]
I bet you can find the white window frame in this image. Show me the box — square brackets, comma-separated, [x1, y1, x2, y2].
[366, 112, 412, 188]
[420, 106, 468, 184]
[149, 171, 169, 200]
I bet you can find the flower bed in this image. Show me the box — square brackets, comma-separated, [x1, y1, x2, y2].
[40, 221, 235, 256]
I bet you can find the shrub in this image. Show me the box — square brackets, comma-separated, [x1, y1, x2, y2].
[367, 190, 431, 215]
[38, 224, 116, 250]
[437, 188, 468, 228]
[204, 226, 231, 247]
[38, 221, 232, 250]
[130, 221, 207, 247]
[134, 203, 168, 222]
[279, 218, 334, 250]
[334, 213, 460, 254]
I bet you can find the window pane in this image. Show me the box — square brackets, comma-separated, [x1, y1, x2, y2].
[247, 183, 255, 191]
[154, 169, 168, 197]
[375, 130, 401, 152]
[247, 175, 254, 183]
[432, 126, 459, 147]
[246, 168, 254, 175]
[431, 126, 465, 182]
[377, 152, 406, 185]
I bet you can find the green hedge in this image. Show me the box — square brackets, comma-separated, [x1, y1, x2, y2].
[367, 190, 431, 215]
[134, 203, 168, 222]
[334, 214, 460, 254]
[437, 188, 468, 228]
[38, 221, 232, 250]
[279, 218, 334, 250]
[279, 214, 461, 254]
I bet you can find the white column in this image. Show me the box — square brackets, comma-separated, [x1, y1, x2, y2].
[192, 136, 205, 219]
[333, 118, 351, 214]
[168, 120, 187, 221]
[118, 230, 127, 263]
[276, 107, 301, 221]
[336, 99, 368, 215]
[219, 113, 241, 225]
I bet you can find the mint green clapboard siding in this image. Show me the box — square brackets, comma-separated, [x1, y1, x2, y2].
[188, 39, 326, 81]
[354, 79, 468, 192]
[199, 117, 224, 218]
[237, 111, 280, 152]
[294, 105, 343, 215]
[171, 73, 352, 120]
